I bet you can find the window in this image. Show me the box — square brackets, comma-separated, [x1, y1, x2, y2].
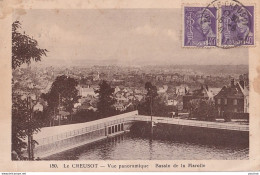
[234, 108, 237, 112]
[233, 99, 238, 105]
[217, 99, 221, 104]
[121, 123, 124, 131]
[224, 98, 227, 105]
[112, 126, 114, 133]
[108, 127, 111, 134]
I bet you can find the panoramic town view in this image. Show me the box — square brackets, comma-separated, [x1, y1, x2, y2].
[12, 9, 249, 160]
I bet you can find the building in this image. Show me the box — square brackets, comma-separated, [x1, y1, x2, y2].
[214, 79, 249, 117]
[183, 85, 214, 110]
[114, 86, 121, 94]
[114, 103, 126, 111]
[33, 102, 44, 111]
[208, 88, 221, 97]
[176, 85, 189, 96]
[77, 85, 97, 98]
[158, 85, 168, 93]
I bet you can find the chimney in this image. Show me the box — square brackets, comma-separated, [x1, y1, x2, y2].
[231, 78, 235, 87]
[239, 80, 245, 89]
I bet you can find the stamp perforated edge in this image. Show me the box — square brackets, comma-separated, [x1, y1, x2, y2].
[181, 1, 257, 49]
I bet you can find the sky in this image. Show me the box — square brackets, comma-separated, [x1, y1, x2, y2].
[14, 9, 248, 66]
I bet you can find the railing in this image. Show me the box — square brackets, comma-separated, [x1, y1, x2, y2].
[36, 117, 134, 146]
[35, 114, 248, 147]
[127, 116, 249, 132]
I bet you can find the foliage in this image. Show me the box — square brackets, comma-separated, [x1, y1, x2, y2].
[188, 99, 216, 121]
[125, 98, 140, 112]
[139, 82, 157, 115]
[138, 82, 157, 115]
[95, 81, 117, 117]
[138, 82, 174, 116]
[12, 94, 44, 159]
[12, 20, 48, 159]
[12, 21, 48, 70]
[71, 109, 98, 123]
[151, 94, 173, 117]
[145, 82, 158, 98]
[42, 75, 80, 114]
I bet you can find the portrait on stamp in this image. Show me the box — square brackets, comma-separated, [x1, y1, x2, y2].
[184, 7, 217, 47]
[221, 5, 254, 46]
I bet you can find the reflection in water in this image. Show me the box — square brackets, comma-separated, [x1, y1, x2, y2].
[45, 132, 249, 160]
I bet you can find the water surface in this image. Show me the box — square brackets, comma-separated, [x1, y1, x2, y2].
[45, 133, 249, 160]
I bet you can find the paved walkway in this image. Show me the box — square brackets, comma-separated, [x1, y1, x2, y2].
[34, 111, 248, 145]
[130, 115, 249, 132]
[34, 111, 138, 145]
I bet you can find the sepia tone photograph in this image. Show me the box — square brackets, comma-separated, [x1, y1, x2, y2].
[10, 7, 251, 162]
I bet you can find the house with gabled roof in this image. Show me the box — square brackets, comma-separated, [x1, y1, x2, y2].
[214, 79, 249, 117]
[183, 85, 213, 110]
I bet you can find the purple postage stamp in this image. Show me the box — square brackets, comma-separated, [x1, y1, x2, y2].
[221, 5, 254, 46]
[184, 7, 217, 47]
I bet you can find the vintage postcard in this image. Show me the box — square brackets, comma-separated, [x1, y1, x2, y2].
[0, 0, 260, 172]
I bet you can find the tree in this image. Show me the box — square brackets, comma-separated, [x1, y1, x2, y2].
[42, 75, 80, 125]
[12, 95, 29, 159]
[12, 21, 48, 70]
[151, 94, 172, 117]
[95, 81, 116, 118]
[188, 99, 216, 121]
[138, 82, 158, 115]
[139, 82, 174, 117]
[72, 109, 98, 123]
[12, 20, 48, 159]
[12, 94, 44, 160]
